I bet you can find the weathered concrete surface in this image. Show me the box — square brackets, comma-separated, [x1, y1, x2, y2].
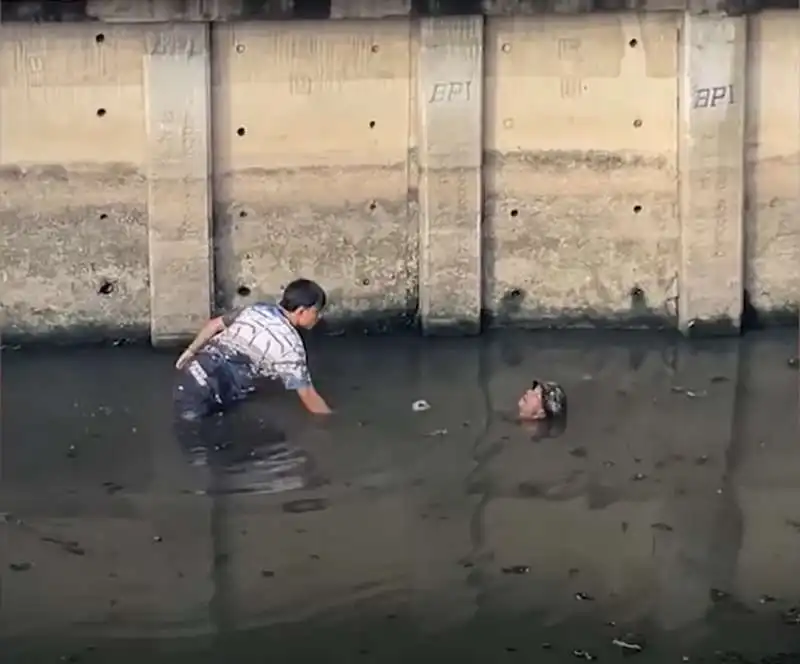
[484, 14, 680, 326]
[0, 24, 150, 341]
[744, 11, 800, 322]
[144, 24, 213, 346]
[677, 13, 746, 335]
[417, 17, 484, 334]
[1, 14, 800, 342]
[211, 21, 416, 328]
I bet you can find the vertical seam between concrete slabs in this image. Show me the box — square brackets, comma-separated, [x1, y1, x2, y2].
[143, 23, 213, 345]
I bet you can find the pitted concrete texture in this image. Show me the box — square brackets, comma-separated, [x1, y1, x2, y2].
[484, 14, 680, 326]
[744, 12, 800, 318]
[2, 14, 800, 342]
[0, 25, 151, 341]
[212, 21, 416, 327]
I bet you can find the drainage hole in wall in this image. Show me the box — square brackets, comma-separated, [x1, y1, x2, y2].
[628, 38, 638, 48]
[237, 127, 246, 137]
[235, 43, 246, 53]
[510, 209, 519, 217]
[633, 204, 642, 214]
[237, 285, 252, 297]
[369, 201, 377, 211]
[95, 33, 105, 44]
[369, 120, 375, 129]
[99, 213, 108, 220]
[239, 210, 247, 218]
[362, 278, 370, 286]
[371, 44, 379, 53]
[96, 108, 107, 117]
[633, 119, 642, 128]
[508, 288, 523, 300]
[97, 279, 116, 295]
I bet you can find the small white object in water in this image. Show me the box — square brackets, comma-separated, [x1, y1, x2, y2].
[412, 400, 430, 412]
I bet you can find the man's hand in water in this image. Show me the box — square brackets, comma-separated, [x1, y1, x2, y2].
[297, 386, 333, 415]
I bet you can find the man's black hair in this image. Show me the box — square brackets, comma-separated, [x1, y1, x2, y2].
[280, 279, 327, 312]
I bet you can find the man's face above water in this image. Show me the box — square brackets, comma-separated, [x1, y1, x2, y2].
[518, 384, 546, 420]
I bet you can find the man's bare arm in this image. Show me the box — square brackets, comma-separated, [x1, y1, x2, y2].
[296, 385, 333, 415]
[175, 314, 233, 369]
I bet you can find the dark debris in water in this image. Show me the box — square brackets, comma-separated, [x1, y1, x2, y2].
[41, 536, 85, 556]
[10, 562, 32, 572]
[710, 588, 730, 602]
[282, 498, 329, 514]
[785, 519, 800, 533]
[502, 565, 530, 575]
[574, 592, 594, 601]
[67, 444, 78, 459]
[103, 481, 124, 495]
[569, 446, 588, 458]
[787, 357, 799, 369]
[760, 594, 778, 604]
[631, 473, 647, 482]
[651, 522, 674, 532]
[261, 569, 275, 578]
[781, 607, 800, 625]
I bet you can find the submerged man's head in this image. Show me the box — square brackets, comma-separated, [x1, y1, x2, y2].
[280, 278, 327, 329]
[518, 380, 567, 422]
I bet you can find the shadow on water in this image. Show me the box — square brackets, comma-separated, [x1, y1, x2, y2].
[1, 330, 800, 663]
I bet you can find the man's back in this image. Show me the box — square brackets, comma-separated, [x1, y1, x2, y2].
[209, 303, 311, 391]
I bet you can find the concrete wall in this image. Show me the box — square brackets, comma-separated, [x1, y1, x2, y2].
[0, 11, 798, 343]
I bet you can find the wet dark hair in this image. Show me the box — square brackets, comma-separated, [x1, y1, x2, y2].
[280, 279, 327, 312]
[532, 380, 567, 421]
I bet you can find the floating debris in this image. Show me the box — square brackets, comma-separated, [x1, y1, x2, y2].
[502, 565, 530, 575]
[612, 635, 645, 653]
[282, 498, 329, 514]
[572, 649, 596, 660]
[651, 522, 674, 532]
[10, 562, 32, 572]
[710, 375, 729, 383]
[631, 473, 647, 482]
[787, 357, 799, 369]
[153, 535, 163, 543]
[710, 588, 730, 602]
[541, 643, 553, 650]
[41, 536, 85, 556]
[67, 444, 78, 459]
[426, 429, 448, 437]
[569, 447, 588, 458]
[781, 607, 800, 625]
[412, 400, 431, 412]
[685, 390, 707, 398]
[785, 519, 800, 532]
[695, 455, 710, 466]
[103, 481, 124, 495]
[759, 594, 778, 604]
[574, 592, 594, 601]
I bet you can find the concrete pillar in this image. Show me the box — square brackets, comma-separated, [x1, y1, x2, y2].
[144, 25, 212, 346]
[417, 17, 484, 336]
[678, 13, 747, 336]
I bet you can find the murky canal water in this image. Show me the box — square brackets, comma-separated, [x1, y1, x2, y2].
[1, 330, 799, 663]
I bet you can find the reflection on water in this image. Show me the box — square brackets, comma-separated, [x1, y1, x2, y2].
[1, 330, 799, 663]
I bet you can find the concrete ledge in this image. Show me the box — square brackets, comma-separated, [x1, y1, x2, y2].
[2, 0, 798, 22]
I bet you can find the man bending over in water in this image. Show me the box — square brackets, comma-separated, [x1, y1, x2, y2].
[174, 278, 333, 420]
